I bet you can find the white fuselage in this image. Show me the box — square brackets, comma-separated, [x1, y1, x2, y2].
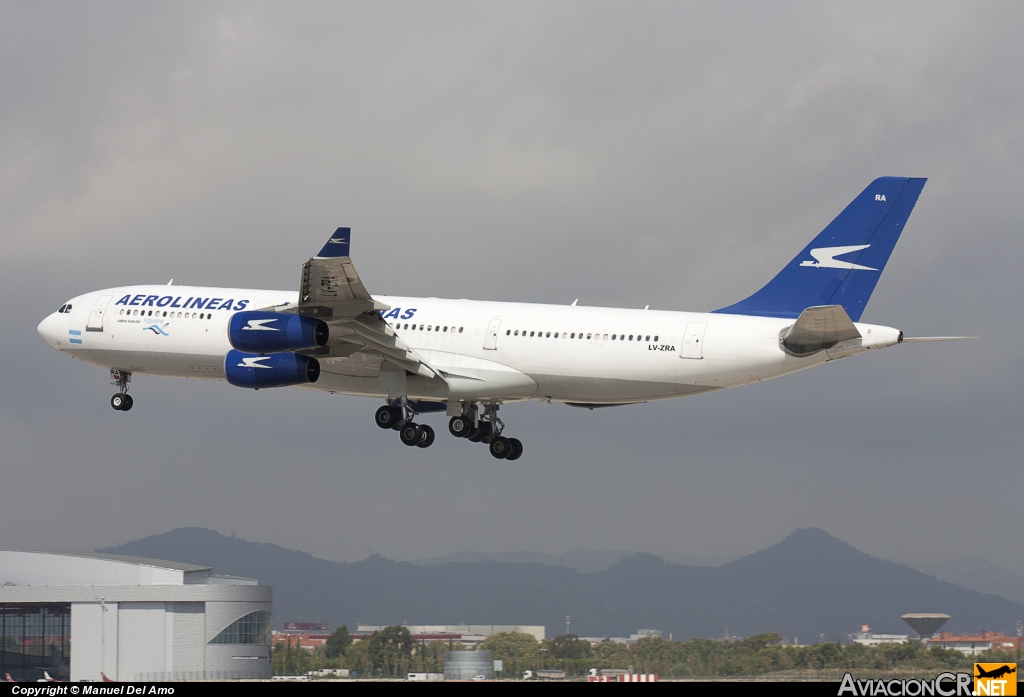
[37, 284, 903, 406]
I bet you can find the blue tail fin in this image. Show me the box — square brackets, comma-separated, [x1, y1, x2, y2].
[713, 177, 926, 321]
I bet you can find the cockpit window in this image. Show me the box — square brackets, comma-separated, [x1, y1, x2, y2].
[57, 305, 67, 313]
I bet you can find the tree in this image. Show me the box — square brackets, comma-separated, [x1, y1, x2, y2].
[593, 639, 631, 668]
[481, 632, 540, 674]
[344, 638, 371, 676]
[324, 625, 352, 659]
[272, 638, 312, 676]
[547, 634, 593, 659]
[367, 625, 415, 676]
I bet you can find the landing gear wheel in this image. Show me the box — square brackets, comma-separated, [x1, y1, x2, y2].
[400, 423, 422, 446]
[121, 394, 134, 412]
[506, 438, 523, 461]
[448, 416, 472, 438]
[416, 424, 435, 448]
[111, 394, 126, 411]
[375, 405, 401, 429]
[489, 436, 512, 459]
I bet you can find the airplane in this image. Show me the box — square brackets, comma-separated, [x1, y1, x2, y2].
[975, 665, 1016, 680]
[38, 176, 962, 460]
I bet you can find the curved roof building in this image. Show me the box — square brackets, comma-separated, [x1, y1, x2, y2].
[0, 550, 272, 681]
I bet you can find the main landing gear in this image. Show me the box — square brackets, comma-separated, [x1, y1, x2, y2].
[110, 369, 133, 412]
[374, 403, 434, 448]
[373, 401, 523, 459]
[448, 404, 523, 460]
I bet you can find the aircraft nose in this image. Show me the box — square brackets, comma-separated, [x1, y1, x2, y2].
[37, 313, 61, 348]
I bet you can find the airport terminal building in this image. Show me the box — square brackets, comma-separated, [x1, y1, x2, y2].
[0, 551, 272, 681]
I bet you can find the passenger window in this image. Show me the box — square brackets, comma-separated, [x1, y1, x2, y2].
[603, 334, 608, 340]
[163, 312, 167, 317]
[545, 332, 550, 338]
[444, 326, 448, 332]
[570, 332, 575, 339]
[587, 333, 592, 339]
[645, 335, 650, 341]
[654, 335, 659, 341]
[530, 331, 535, 337]
[459, 327, 463, 333]
[612, 334, 616, 340]
[506, 330, 510, 335]
[118, 309, 123, 315]
[629, 334, 633, 340]
[514, 330, 519, 336]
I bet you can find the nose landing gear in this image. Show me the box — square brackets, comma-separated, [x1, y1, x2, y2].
[110, 369, 133, 411]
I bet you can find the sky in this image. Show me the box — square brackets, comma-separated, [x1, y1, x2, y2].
[2, 2, 1022, 574]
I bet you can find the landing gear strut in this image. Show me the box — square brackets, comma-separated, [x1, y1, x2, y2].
[447, 404, 523, 460]
[110, 369, 133, 411]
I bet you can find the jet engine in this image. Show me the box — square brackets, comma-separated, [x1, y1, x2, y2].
[227, 311, 328, 353]
[224, 350, 321, 389]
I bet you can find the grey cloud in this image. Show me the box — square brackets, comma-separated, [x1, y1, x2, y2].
[1, 2, 1021, 576]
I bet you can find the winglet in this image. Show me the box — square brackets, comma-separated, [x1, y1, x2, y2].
[315, 227, 351, 258]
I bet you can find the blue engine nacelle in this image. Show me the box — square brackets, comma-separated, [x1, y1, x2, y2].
[224, 350, 321, 389]
[227, 311, 328, 354]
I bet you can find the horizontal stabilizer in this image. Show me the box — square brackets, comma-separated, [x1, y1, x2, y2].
[900, 336, 975, 342]
[781, 305, 860, 356]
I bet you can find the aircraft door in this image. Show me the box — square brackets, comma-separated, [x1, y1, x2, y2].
[86, 295, 113, 332]
[483, 318, 502, 350]
[680, 322, 707, 359]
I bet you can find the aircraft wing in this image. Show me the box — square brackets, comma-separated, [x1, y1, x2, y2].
[285, 228, 444, 381]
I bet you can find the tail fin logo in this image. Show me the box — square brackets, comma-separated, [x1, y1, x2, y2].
[799, 245, 877, 271]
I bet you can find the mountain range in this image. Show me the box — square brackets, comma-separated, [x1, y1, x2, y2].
[409, 549, 736, 573]
[99, 527, 1024, 641]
